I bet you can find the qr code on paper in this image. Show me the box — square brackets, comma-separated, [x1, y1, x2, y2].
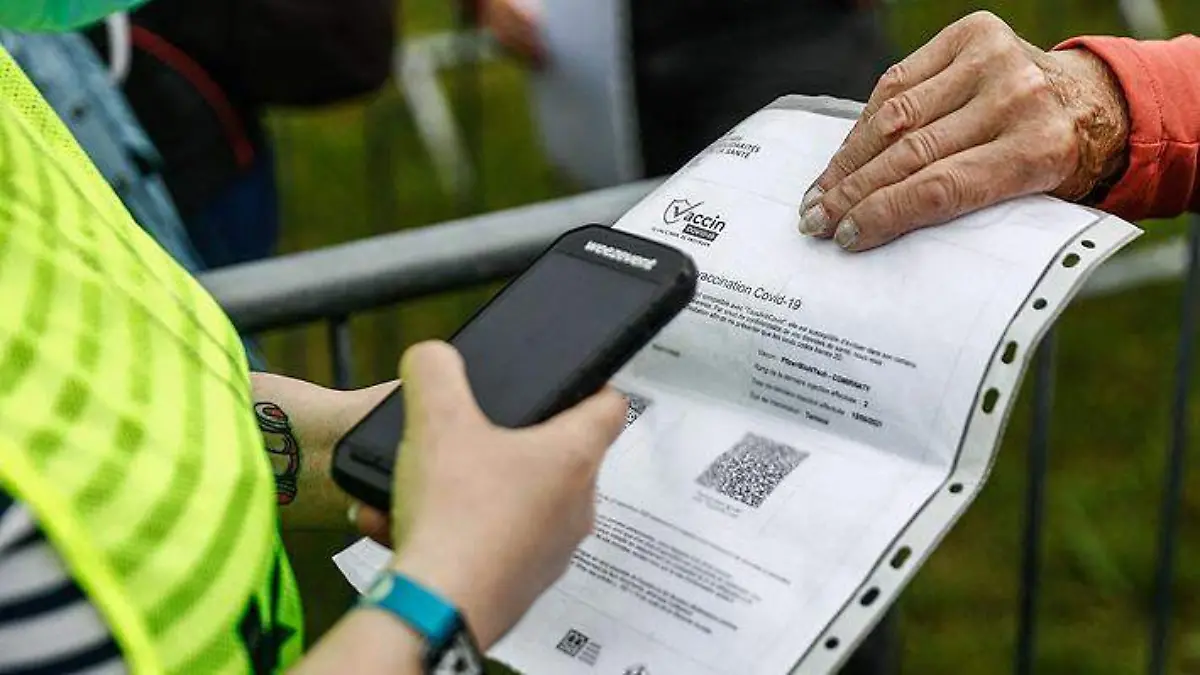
[621, 392, 652, 429]
[556, 629, 590, 657]
[696, 433, 808, 508]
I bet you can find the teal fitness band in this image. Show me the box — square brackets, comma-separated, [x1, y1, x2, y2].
[362, 571, 482, 673]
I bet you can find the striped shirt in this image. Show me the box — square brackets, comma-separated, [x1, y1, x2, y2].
[0, 489, 127, 674]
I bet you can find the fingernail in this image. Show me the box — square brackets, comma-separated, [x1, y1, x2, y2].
[835, 218, 860, 250]
[799, 204, 833, 236]
[347, 502, 360, 527]
[801, 184, 823, 211]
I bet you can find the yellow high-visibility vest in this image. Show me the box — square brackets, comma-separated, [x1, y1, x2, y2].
[0, 46, 303, 673]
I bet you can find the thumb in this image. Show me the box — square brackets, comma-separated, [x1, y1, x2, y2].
[537, 387, 628, 468]
[398, 341, 485, 432]
[393, 341, 485, 534]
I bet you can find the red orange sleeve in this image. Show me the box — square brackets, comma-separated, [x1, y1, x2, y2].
[1055, 35, 1200, 221]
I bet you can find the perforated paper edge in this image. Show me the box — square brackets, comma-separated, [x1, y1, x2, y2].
[789, 213, 1141, 674]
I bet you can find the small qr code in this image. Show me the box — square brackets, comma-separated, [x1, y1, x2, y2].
[623, 393, 652, 428]
[696, 433, 808, 508]
[556, 629, 590, 657]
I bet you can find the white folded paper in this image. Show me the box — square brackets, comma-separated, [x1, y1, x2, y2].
[334, 96, 1140, 674]
[332, 536, 394, 595]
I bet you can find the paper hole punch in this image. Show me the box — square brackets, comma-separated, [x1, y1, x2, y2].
[859, 588, 881, 607]
[1001, 342, 1019, 364]
[982, 388, 1000, 413]
[889, 547, 912, 570]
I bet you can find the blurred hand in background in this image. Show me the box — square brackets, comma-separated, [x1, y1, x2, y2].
[481, 0, 545, 66]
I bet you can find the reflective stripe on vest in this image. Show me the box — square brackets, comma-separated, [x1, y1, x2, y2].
[0, 46, 302, 673]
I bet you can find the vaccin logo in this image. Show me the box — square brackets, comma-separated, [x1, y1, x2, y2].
[663, 198, 727, 244]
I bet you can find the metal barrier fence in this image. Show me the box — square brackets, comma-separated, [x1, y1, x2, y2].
[196, 1, 1196, 672]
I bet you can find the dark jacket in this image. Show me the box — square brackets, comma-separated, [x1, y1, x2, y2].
[86, 0, 395, 218]
[630, 0, 892, 175]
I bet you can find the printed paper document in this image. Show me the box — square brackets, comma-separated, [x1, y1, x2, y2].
[334, 97, 1139, 674]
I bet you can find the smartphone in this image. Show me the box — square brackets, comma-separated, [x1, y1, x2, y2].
[331, 224, 698, 510]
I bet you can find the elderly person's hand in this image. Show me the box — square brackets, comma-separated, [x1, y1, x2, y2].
[799, 11, 1130, 252]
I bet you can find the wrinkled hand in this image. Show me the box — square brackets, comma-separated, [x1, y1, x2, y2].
[481, 0, 544, 66]
[799, 11, 1130, 252]
[385, 341, 626, 648]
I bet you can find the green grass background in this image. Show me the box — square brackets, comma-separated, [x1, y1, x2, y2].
[262, 2, 1200, 672]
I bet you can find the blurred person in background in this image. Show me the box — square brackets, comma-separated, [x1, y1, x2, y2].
[798, 11, 1200, 251]
[3, 1, 394, 368]
[80, 0, 396, 268]
[0, 25, 272, 368]
[483, 0, 893, 178]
